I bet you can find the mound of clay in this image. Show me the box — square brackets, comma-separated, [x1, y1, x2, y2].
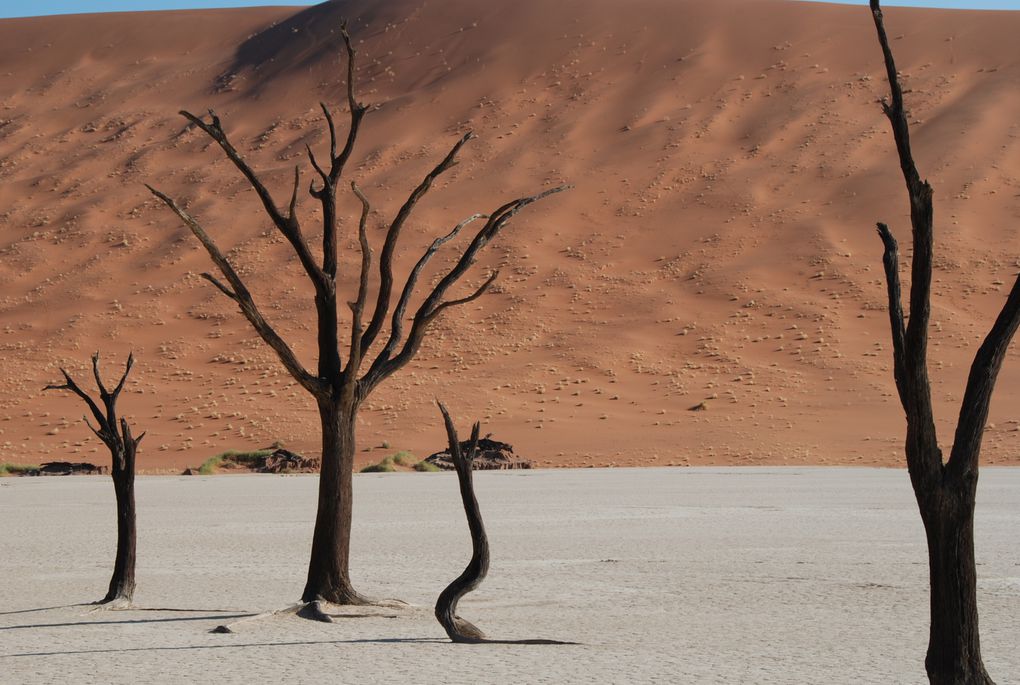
[183, 448, 320, 475]
[36, 462, 108, 476]
[259, 449, 320, 474]
[425, 438, 532, 471]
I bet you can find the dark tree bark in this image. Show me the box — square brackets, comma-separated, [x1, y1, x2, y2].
[869, 2, 1020, 682]
[148, 23, 569, 606]
[434, 402, 574, 645]
[45, 353, 143, 605]
[435, 402, 489, 642]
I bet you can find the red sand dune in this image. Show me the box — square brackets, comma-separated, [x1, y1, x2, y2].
[0, 0, 1018, 471]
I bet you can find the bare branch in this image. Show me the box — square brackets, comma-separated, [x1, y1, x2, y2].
[346, 182, 374, 372]
[306, 144, 330, 194]
[122, 418, 145, 450]
[876, 223, 907, 409]
[362, 184, 570, 392]
[44, 368, 108, 433]
[321, 102, 338, 163]
[288, 166, 301, 221]
[428, 270, 499, 322]
[147, 185, 326, 397]
[110, 352, 135, 401]
[414, 185, 571, 324]
[178, 110, 326, 288]
[947, 274, 1020, 478]
[314, 22, 370, 279]
[870, 0, 939, 484]
[379, 213, 487, 361]
[91, 352, 109, 399]
[360, 131, 477, 354]
[83, 414, 105, 442]
[201, 272, 239, 302]
[870, 0, 922, 192]
[331, 22, 369, 187]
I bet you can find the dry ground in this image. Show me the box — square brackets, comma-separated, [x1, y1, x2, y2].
[1, 467, 1017, 683]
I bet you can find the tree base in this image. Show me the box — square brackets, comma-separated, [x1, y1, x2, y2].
[927, 665, 996, 685]
[87, 596, 133, 612]
[212, 598, 411, 634]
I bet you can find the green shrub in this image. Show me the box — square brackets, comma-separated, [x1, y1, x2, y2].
[0, 463, 40, 476]
[413, 460, 441, 472]
[196, 448, 274, 474]
[360, 455, 396, 473]
[391, 451, 416, 467]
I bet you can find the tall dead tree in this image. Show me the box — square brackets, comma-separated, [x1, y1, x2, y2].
[148, 25, 568, 606]
[869, 2, 1020, 683]
[44, 353, 143, 606]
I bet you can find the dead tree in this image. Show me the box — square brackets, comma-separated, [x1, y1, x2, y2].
[435, 402, 489, 642]
[148, 24, 569, 607]
[435, 402, 573, 645]
[44, 353, 143, 606]
[869, 2, 1020, 682]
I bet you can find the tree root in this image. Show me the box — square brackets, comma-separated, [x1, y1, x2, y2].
[212, 599, 412, 634]
[85, 596, 136, 612]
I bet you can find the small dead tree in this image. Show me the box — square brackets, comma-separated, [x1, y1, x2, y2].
[435, 402, 489, 642]
[44, 353, 143, 606]
[869, 2, 1020, 683]
[148, 25, 568, 607]
[435, 402, 572, 645]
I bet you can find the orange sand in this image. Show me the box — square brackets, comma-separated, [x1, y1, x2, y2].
[0, 0, 1018, 471]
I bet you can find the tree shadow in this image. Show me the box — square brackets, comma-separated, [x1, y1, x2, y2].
[2, 637, 447, 658]
[0, 604, 88, 617]
[0, 613, 253, 632]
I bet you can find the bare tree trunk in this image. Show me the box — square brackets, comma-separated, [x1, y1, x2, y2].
[868, 2, 1018, 681]
[149, 23, 568, 610]
[302, 397, 365, 605]
[435, 403, 488, 642]
[919, 476, 993, 685]
[45, 353, 143, 606]
[105, 447, 137, 604]
[433, 402, 573, 645]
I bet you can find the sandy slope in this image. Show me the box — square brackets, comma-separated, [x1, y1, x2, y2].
[0, 0, 1018, 471]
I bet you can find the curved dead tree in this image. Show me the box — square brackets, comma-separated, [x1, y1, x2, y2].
[435, 402, 573, 645]
[435, 402, 489, 642]
[44, 353, 143, 606]
[869, 2, 1020, 683]
[148, 24, 569, 607]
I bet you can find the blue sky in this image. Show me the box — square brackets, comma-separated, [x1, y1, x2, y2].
[0, 0, 1016, 19]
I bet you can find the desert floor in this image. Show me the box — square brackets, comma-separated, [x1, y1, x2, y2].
[1, 467, 1017, 684]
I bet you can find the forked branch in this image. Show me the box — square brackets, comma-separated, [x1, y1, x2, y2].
[44, 368, 109, 442]
[179, 111, 326, 289]
[43, 353, 142, 456]
[361, 185, 570, 392]
[870, 0, 939, 484]
[311, 22, 370, 279]
[872, 0, 1020, 484]
[360, 132, 477, 355]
